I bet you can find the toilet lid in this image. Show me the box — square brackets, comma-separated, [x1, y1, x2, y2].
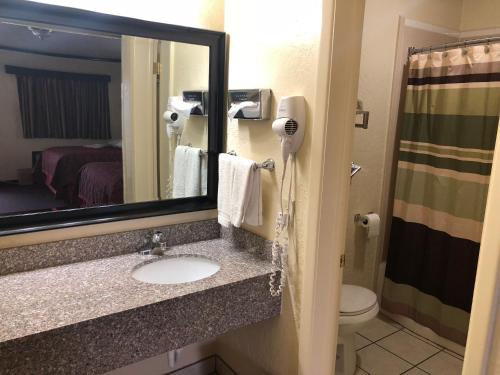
[340, 284, 377, 315]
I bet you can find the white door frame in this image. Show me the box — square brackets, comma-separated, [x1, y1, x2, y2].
[463, 124, 500, 375]
[298, 0, 365, 373]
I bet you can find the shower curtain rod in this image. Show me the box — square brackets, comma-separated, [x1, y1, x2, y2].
[408, 35, 500, 57]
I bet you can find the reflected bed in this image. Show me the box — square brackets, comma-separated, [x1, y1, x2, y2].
[41, 146, 122, 205]
[77, 161, 123, 207]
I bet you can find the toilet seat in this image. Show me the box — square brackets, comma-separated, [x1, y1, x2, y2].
[339, 284, 379, 326]
[337, 284, 379, 375]
[339, 303, 379, 326]
[339, 284, 378, 321]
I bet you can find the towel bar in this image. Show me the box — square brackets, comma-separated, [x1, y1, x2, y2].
[226, 151, 275, 171]
[183, 143, 207, 156]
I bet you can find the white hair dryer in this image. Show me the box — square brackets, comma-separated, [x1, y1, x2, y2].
[163, 110, 179, 124]
[163, 96, 197, 139]
[269, 96, 306, 297]
[271, 96, 306, 162]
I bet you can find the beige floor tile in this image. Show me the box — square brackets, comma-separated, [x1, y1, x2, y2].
[172, 356, 215, 375]
[356, 316, 401, 341]
[419, 351, 463, 375]
[355, 367, 369, 375]
[402, 368, 430, 375]
[378, 330, 441, 365]
[357, 344, 412, 375]
[443, 349, 464, 360]
[379, 313, 404, 329]
[215, 356, 237, 375]
[402, 329, 443, 350]
[355, 333, 371, 350]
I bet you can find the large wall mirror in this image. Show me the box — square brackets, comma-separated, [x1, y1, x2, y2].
[0, 1, 225, 235]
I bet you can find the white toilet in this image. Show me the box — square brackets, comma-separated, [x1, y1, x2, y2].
[336, 284, 379, 375]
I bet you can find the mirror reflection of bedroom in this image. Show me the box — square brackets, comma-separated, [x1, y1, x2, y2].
[0, 21, 209, 217]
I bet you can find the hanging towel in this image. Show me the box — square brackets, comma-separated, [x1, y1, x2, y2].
[201, 153, 208, 195]
[217, 153, 236, 227]
[217, 154, 262, 227]
[241, 160, 262, 226]
[173, 145, 201, 198]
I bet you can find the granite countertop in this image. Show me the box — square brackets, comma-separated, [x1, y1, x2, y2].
[0, 238, 276, 344]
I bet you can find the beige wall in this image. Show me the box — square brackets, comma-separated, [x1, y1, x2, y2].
[158, 41, 172, 200]
[0, 49, 121, 181]
[215, 0, 322, 373]
[121, 36, 158, 203]
[32, 0, 224, 32]
[343, 0, 463, 290]
[158, 42, 209, 199]
[172, 43, 209, 152]
[461, 0, 500, 31]
[122, 38, 211, 203]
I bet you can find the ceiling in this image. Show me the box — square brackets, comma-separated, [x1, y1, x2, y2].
[0, 21, 121, 61]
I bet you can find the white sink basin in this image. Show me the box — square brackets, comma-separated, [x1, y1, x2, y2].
[132, 255, 220, 285]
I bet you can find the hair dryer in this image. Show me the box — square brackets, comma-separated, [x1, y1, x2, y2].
[163, 110, 179, 124]
[269, 96, 306, 297]
[271, 96, 306, 162]
[163, 110, 184, 138]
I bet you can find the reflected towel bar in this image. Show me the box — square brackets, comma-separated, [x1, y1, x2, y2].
[184, 143, 208, 157]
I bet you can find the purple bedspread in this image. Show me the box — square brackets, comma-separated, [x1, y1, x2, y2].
[41, 146, 122, 202]
[77, 161, 123, 207]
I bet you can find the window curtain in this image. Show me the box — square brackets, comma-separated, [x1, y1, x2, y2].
[6, 65, 111, 139]
[382, 43, 500, 345]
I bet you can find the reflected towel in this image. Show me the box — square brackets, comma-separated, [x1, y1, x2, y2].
[201, 153, 208, 196]
[173, 145, 201, 198]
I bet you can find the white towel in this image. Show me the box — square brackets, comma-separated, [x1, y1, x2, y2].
[201, 153, 208, 196]
[217, 154, 262, 227]
[241, 160, 262, 226]
[173, 145, 201, 198]
[217, 153, 236, 227]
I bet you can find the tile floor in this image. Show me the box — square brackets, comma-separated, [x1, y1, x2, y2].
[353, 315, 464, 375]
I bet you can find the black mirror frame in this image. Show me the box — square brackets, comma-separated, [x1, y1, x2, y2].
[0, 1, 226, 236]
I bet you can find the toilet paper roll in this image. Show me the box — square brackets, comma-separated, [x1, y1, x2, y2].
[360, 213, 380, 239]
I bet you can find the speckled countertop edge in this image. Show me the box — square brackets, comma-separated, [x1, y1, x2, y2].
[0, 219, 222, 276]
[0, 237, 277, 344]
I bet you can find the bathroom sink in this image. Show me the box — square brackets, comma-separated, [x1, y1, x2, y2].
[132, 255, 220, 285]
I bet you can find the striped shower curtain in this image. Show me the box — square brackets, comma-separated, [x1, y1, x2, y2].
[382, 43, 500, 345]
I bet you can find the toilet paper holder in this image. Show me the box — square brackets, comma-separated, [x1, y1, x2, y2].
[227, 89, 271, 120]
[354, 212, 381, 239]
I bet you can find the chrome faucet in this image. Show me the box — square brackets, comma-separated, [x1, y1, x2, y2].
[138, 230, 167, 255]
